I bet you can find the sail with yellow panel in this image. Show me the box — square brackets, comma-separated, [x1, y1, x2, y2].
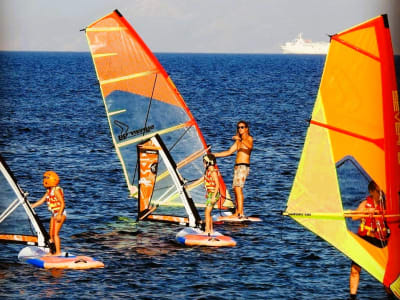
[283, 15, 400, 296]
[84, 10, 233, 214]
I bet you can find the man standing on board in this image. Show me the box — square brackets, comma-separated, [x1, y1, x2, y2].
[213, 120, 253, 218]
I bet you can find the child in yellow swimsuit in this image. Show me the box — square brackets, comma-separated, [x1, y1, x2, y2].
[203, 154, 220, 235]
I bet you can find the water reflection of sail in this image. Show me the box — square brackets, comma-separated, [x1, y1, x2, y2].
[283, 15, 400, 297]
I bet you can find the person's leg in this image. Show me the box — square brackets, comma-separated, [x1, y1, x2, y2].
[205, 206, 213, 234]
[234, 186, 244, 216]
[350, 262, 361, 297]
[234, 165, 249, 216]
[46, 217, 56, 255]
[52, 215, 66, 255]
[49, 217, 55, 242]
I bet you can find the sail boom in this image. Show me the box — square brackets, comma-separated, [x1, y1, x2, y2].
[283, 211, 400, 219]
[156, 146, 207, 182]
[177, 146, 210, 169]
[0, 234, 38, 244]
[146, 214, 189, 225]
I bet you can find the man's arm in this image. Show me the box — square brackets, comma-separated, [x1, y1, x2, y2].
[240, 135, 253, 150]
[213, 142, 237, 158]
[351, 200, 373, 221]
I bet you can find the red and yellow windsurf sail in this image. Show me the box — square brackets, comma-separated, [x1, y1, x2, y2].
[85, 10, 233, 210]
[284, 15, 400, 296]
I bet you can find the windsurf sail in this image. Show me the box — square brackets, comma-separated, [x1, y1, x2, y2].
[0, 155, 53, 251]
[283, 15, 400, 296]
[84, 9, 233, 210]
[137, 134, 202, 227]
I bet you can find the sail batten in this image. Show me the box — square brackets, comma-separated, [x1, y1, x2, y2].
[93, 53, 118, 58]
[100, 70, 158, 85]
[86, 27, 127, 32]
[284, 15, 400, 296]
[310, 120, 385, 149]
[108, 109, 127, 116]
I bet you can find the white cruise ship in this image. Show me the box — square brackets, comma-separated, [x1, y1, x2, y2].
[281, 33, 329, 54]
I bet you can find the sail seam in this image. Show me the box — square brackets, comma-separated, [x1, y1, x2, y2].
[310, 120, 384, 149]
[332, 36, 380, 62]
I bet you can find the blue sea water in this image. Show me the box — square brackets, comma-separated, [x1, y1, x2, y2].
[0, 52, 396, 299]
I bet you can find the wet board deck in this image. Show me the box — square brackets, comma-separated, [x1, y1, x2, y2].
[213, 211, 262, 223]
[176, 227, 236, 247]
[18, 246, 104, 270]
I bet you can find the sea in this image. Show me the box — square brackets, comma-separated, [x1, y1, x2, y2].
[0, 52, 398, 300]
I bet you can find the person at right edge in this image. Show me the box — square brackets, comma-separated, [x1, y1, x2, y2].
[213, 120, 253, 218]
[349, 180, 392, 299]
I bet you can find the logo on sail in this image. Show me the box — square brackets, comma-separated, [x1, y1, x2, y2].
[114, 120, 155, 141]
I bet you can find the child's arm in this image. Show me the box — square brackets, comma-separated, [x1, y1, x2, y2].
[351, 200, 369, 221]
[31, 192, 48, 209]
[189, 176, 204, 188]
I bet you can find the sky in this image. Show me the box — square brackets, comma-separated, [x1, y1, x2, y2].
[0, 0, 399, 54]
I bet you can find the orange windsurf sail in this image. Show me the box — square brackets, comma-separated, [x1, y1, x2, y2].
[284, 15, 400, 296]
[84, 10, 233, 211]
